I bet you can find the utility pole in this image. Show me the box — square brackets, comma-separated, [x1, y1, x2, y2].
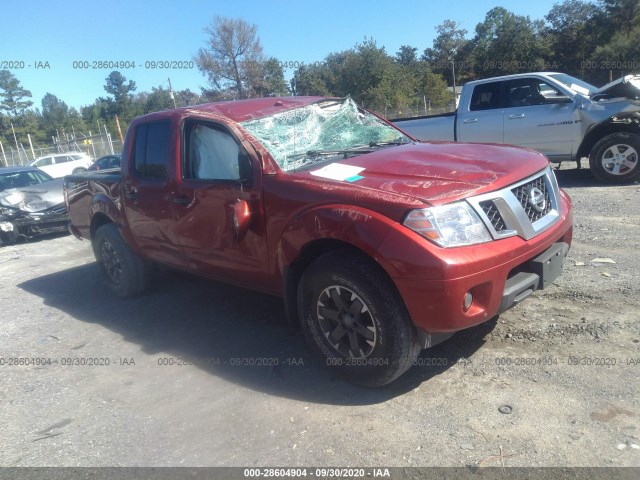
[0, 140, 6, 166]
[168, 78, 177, 108]
[10, 122, 19, 151]
[451, 58, 457, 108]
[27, 134, 36, 160]
[115, 115, 124, 143]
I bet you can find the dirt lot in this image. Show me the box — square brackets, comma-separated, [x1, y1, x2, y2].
[0, 164, 638, 471]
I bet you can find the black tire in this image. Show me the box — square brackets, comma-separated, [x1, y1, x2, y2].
[93, 223, 152, 297]
[0, 230, 19, 246]
[298, 250, 421, 387]
[589, 133, 640, 184]
[72, 167, 87, 174]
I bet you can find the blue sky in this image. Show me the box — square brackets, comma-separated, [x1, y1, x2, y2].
[1, 0, 563, 110]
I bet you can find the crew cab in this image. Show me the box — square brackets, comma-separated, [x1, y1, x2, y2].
[394, 72, 640, 184]
[64, 97, 573, 386]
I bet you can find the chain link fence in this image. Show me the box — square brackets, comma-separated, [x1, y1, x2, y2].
[0, 132, 123, 167]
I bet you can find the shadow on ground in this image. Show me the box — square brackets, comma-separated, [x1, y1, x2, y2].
[553, 165, 639, 188]
[19, 263, 496, 405]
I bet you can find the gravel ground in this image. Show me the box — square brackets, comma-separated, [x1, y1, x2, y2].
[0, 164, 639, 471]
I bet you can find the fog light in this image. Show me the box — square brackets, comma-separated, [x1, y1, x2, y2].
[463, 291, 473, 311]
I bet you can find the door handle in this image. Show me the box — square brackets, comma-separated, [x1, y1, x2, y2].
[463, 118, 478, 124]
[124, 191, 138, 200]
[508, 114, 525, 119]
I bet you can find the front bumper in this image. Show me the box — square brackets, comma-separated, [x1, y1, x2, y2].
[0, 210, 69, 241]
[376, 191, 573, 337]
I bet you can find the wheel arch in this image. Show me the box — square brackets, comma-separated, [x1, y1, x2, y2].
[576, 116, 640, 160]
[90, 212, 113, 240]
[276, 205, 405, 327]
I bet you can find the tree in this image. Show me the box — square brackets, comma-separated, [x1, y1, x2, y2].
[0, 70, 33, 117]
[395, 45, 419, 67]
[471, 7, 550, 78]
[421, 70, 451, 110]
[195, 16, 274, 99]
[175, 89, 201, 107]
[600, 0, 640, 36]
[41, 93, 70, 138]
[141, 87, 174, 113]
[245, 57, 289, 97]
[103, 71, 137, 120]
[545, 0, 600, 78]
[591, 27, 640, 81]
[422, 20, 470, 84]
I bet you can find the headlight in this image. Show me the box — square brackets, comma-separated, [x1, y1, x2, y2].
[403, 201, 492, 247]
[0, 206, 19, 218]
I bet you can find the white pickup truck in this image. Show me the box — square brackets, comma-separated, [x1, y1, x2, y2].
[393, 72, 640, 184]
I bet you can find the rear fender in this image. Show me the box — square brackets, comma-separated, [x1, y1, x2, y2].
[89, 192, 129, 241]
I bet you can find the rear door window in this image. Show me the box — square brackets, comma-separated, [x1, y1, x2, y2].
[133, 121, 170, 179]
[470, 82, 503, 111]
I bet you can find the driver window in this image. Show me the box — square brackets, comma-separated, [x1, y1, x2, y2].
[507, 79, 569, 107]
[185, 123, 249, 182]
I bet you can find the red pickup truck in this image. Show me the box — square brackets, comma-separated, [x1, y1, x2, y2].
[64, 97, 573, 386]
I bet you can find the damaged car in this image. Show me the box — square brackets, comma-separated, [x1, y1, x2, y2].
[0, 166, 68, 245]
[394, 73, 640, 184]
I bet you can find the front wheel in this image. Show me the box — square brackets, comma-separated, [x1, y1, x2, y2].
[298, 250, 420, 387]
[589, 133, 640, 184]
[93, 224, 152, 297]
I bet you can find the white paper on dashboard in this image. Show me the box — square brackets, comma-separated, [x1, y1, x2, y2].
[309, 163, 365, 181]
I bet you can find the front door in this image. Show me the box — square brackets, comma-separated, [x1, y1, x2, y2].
[502, 77, 581, 161]
[171, 120, 269, 288]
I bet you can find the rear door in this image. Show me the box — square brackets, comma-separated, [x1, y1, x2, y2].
[171, 119, 269, 287]
[457, 81, 504, 143]
[122, 120, 183, 266]
[51, 155, 73, 177]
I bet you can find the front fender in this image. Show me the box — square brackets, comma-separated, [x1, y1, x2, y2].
[577, 110, 640, 158]
[276, 204, 399, 274]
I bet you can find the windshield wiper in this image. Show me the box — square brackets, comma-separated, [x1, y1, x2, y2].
[287, 145, 373, 160]
[368, 138, 411, 148]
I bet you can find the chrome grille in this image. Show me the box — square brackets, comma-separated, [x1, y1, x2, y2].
[480, 200, 506, 232]
[511, 176, 551, 223]
[466, 166, 561, 241]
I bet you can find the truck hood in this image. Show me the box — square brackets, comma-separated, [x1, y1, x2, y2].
[592, 75, 640, 100]
[0, 178, 64, 213]
[300, 142, 550, 206]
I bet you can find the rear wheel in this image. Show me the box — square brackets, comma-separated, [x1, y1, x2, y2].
[589, 133, 640, 184]
[72, 167, 87, 174]
[299, 250, 420, 387]
[93, 224, 152, 297]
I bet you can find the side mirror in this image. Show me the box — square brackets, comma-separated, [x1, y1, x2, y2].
[231, 199, 251, 241]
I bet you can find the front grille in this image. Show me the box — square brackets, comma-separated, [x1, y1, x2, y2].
[467, 166, 561, 241]
[511, 175, 551, 223]
[480, 200, 506, 232]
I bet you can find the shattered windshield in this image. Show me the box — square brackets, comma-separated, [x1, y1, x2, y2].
[240, 97, 411, 171]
